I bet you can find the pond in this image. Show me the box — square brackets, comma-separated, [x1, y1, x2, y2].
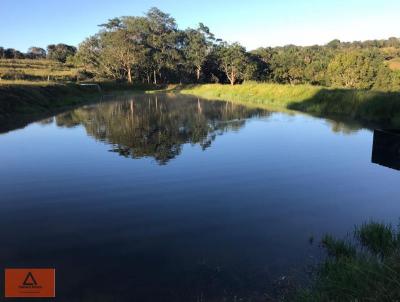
[1, 93, 399, 301]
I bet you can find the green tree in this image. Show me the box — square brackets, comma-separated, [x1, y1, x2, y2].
[217, 42, 249, 85]
[183, 23, 214, 81]
[327, 49, 383, 89]
[47, 44, 76, 63]
[3, 48, 24, 59]
[76, 17, 149, 83]
[374, 65, 400, 91]
[60, 7, 400, 89]
[326, 39, 342, 49]
[146, 7, 180, 84]
[268, 46, 307, 84]
[102, 18, 148, 83]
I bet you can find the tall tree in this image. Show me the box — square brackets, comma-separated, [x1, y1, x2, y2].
[146, 7, 179, 84]
[76, 17, 149, 83]
[183, 23, 214, 81]
[217, 43, 249, 85]
[99, 18, 146, 83]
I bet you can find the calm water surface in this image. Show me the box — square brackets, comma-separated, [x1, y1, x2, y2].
[1, 94, 399, 301]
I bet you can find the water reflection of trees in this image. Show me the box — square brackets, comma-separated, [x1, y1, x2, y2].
[56, 94, 270, 164]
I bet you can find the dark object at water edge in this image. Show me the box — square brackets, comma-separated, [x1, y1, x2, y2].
[372, 129, 400, 171]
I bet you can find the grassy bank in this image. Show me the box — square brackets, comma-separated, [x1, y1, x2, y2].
[3, 80, 400, 130]
[178, 83, 400, 127]
[0, 81, 102, 117]
[0, 81, 159, 134]
[0, 81, 159, 117]
[0, 58, 157, 117]
[294, 220, 400, 302]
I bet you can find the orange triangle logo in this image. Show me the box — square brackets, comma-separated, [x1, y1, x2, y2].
[22, 272, 37, 286]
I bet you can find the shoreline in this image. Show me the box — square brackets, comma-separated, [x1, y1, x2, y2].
[0, 81, 158, 117]
[0, 82, 157, 134]
[2, 82, 400, 134]
[175, 83, 400, 128]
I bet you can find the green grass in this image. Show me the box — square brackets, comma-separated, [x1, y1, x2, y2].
[0, 59, 78, 82]
[2, 72, 400, 128]
[0, 80, 164, 134]
[293, 220, 400, 302]
[0, 81, 160, 117]
[178, 83, 400, 127]
[179, 83, 321, 110]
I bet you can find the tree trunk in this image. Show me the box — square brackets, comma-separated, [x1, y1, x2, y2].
[153, 70, 157, 85]
[127, 67, 132, 84]
[230, 71, 235, 85]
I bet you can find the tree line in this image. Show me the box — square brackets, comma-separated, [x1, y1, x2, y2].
[2, 7, 400, 90]
[0, 44, 76, 63]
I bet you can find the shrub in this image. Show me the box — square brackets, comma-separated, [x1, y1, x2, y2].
[296, 221, 400, 302]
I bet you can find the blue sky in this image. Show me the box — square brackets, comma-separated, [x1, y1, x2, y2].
[2, 0, 400, 51]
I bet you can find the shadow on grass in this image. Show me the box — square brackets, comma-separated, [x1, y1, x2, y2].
[288, 88, 400, 129]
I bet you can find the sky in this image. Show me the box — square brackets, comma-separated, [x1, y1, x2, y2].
[1, 0, 400, 52]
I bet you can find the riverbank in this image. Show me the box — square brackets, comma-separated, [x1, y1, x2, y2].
[0, 81, 158, 134]
[2, 81, 400, 131]
[0, 81, 99, 117]
[0, 81, 158, 118]
[177, 83, 400, 127]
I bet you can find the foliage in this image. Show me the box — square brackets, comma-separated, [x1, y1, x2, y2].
[47, 43, 77, 63]
[71, 9, 400, 88]
[2, 9, 400, 90]
[327, 49, 383, 89]
[217, 42, 250, 85]
[183, 23, 214, 81]
[0, 47, 25, 59]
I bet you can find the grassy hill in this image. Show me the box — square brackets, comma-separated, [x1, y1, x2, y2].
[0, 59, 78, 82]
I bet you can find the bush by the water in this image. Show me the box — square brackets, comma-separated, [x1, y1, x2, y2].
[294, 221, 400, 302]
